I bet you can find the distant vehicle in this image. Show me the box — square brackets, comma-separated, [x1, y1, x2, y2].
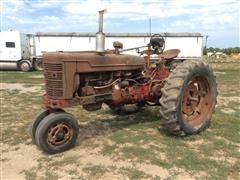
[207, 51, 227, 59]
[0, 31, 42, 71]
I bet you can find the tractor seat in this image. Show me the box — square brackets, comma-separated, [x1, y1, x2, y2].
[160, 49, 180, 59]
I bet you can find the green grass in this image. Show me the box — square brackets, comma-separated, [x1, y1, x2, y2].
[1, 91, 42, 145]
[0, 71, 44, 84]
[82, 165, 110, 178]
[21, 166, 59, 180]
[21, 168, 38, 180]
[119, 167, 152, 179]
[1, 63, 240, 179]
[46, 155, 80, 168]
[42, 170, 59, 180]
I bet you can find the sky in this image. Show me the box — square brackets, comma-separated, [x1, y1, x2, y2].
[0, 0, 239, 48]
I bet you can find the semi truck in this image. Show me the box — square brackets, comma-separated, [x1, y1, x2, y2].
[0, 31, 42, 71]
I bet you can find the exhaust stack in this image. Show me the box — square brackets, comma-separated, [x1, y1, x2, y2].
[96, 9, 107, 53]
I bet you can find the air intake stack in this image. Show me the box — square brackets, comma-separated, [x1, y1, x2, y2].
[96, 9, 107, 53]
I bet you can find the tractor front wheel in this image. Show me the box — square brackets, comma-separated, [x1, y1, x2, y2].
[35, 112, 79, 154]
[30, 109, 65, 144]
[159, 59, 217, 136]
[30, 109, 50, 144]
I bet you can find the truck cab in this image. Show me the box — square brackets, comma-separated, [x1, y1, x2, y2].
[0, 31, 33, 71]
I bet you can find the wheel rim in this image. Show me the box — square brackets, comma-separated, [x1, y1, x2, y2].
[181, 76, 212, 127]
[21, 63, 30, 71]
[47, 122, 73, 146]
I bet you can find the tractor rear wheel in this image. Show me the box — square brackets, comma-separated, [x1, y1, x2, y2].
[159, 59, 217, 136]
[35, 112, 79, 154]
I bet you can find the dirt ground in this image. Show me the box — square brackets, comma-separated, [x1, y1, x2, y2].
[0, 64, 239, 179]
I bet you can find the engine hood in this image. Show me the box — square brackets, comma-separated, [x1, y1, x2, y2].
[42, 51, 145, 72]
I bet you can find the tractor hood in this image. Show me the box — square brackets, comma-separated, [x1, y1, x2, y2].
[42, 51, 145, 73]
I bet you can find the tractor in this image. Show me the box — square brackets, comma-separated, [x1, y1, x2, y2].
[31, 10, 217, 154]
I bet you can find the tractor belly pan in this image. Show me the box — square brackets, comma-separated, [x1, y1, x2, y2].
[42, 93, 112, 109]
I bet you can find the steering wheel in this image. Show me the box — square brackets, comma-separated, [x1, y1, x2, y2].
[150, 34, 165, 52]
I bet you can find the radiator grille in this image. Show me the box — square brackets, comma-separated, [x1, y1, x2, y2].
[43, 63, 63, 97]
[45, 88, 63, 97]
[45, 72, 63, 80]
[46, 80, 63, 89]
[43, 63, 62, 71]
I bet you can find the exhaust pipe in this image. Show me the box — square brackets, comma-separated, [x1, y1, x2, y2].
[96, 9, 107, 53]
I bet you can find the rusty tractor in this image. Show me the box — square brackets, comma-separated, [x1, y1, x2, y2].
[31, 10, 217, 154]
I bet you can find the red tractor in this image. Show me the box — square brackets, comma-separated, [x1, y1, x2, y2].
[31, 10, 217, 154]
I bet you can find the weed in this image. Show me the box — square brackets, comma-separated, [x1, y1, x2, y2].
[83, 165, 108, 178]
[21, 168, 38, 180]
[43, 170, 59, 180]
[119, 167, 151, 179]
[49, 155, 80, 167]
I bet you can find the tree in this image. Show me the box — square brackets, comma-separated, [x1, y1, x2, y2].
[204, 47, 240, 55]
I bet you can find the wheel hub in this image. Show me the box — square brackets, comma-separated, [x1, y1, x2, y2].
[48, 123, 73, 146]
[182, 82, 200, 115]
[181, 76, 212, 127]
[21, 63, 29, 71]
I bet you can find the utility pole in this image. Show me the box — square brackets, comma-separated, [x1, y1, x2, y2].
[205, 35, 208, 48]
[149, 16, 151, 36]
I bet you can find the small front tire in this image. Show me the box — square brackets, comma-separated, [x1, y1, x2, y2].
[30, 109, 50, 144]
[30, 109, 65, 144]
[35, 112, 79, 154]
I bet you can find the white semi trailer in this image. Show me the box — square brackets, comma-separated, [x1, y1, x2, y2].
[0, 31, 204, 71]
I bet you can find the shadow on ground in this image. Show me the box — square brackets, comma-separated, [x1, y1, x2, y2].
[76, 107, 163, 145]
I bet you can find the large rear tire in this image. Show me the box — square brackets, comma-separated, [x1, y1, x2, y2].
[35, 112, 79, 154]
[159, 59, 217, 136]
